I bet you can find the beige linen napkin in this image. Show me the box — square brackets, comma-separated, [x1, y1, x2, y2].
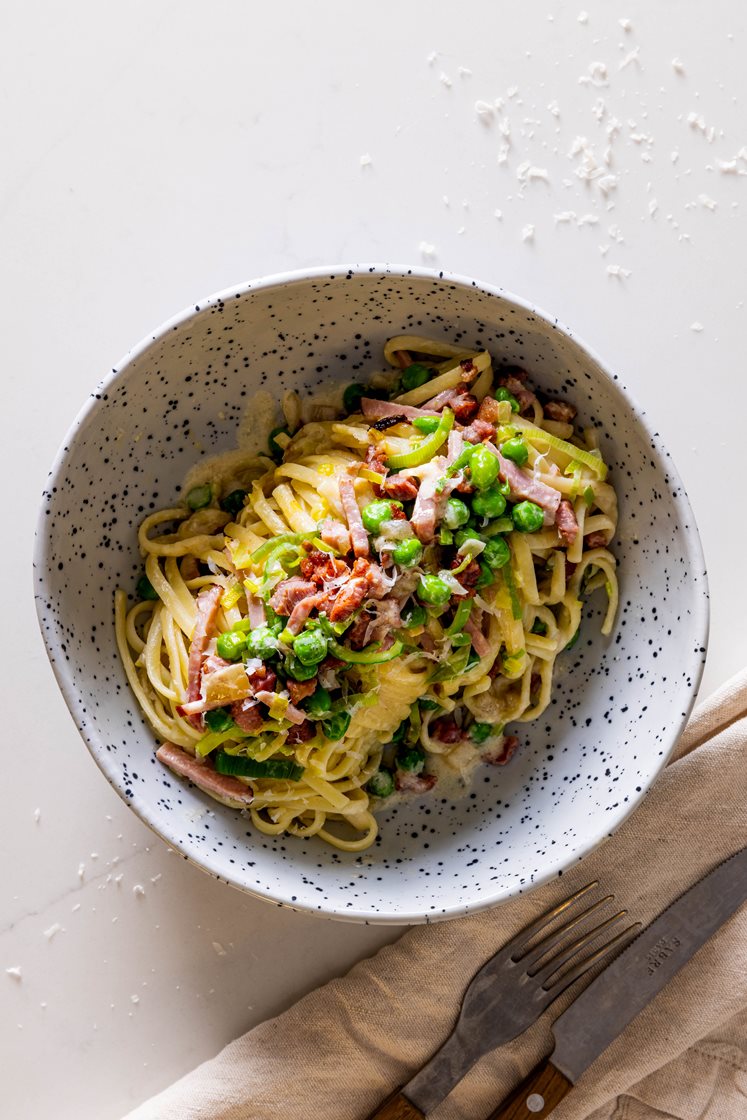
[125, 670, 747, 1120]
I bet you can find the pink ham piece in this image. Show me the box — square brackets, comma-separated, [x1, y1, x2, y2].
[410, 470, 439, 544]
[286, 592, 326, 636]
[484, 444, 561, 526]
[422, 387, 459, 411]
[360, 398, 438, 422]
[184, 585, 223, 728]
[156, 743, 254, 806]
[319, 517, 352, 555]
[338, 478, 370, 558]
[247, 594, 266, 629]
[465, 610, 490, 658]
[269, 577, 317, 617]
[556, 499, 579, 547]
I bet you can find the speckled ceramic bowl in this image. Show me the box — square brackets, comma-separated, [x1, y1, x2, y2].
[34, 265, 709, 923]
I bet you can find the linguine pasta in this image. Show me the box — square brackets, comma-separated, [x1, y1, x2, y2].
[116, 336, 618, 852]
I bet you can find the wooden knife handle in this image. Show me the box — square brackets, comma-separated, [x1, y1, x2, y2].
[364, 1088, 425, 1120]
[485, 1059, 573, 1120]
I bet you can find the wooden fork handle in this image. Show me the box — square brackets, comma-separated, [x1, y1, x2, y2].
[365, 1088, 425, 1120]
[485, 1059, 573, 1119]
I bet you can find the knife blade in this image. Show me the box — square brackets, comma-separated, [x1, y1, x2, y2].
[487, 844, 747, 1120]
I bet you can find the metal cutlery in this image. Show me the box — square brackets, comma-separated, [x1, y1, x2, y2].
[486, 844, 747, 1119]
[366, 881, 638, 1120]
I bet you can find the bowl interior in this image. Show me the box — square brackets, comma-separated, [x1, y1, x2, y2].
[35, 268, 708, 922]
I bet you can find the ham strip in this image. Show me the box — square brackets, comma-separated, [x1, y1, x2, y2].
[319, 517, 352, 555]
[247, 594, 266, 628]
[185, 585, 223, 728]
[484, 444, 561, 525]
[156, 743, 254, 806]
[339, 478, 370, 558]
[556, 499, 579, 547]
[422, 387, 459, 411]
[286, 591, 326, 636]
[410, 470, 439, 543]
[360, 398, 438, 422]
[465, 610, 490, 657]
[269, 577, 317, 617]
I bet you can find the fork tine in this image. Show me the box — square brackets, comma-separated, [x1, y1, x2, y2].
[515, 893, 616, 968]
[528, 908, 629, 984]
[503, 881, 599, 957]
[543, 921, 642, 996]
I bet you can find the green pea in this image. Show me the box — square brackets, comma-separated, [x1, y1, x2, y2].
[531, 618, 548, 636]
[268, 426, 289, 461]
[501, 437, 529, 467]
[482, 537, 511, 569]
[403, 603, 427, 628]
[471, 488, 507, 519]
[443, 497, 470, 530]
[304, 686, 332, 717]
[417, 574, 452, 606]
[366, 768, 395, 798]
[322, 711, 352, 741]
[292, 628, 328, 666]
[496, 387, 520, 413]
[470, 722, 494, 744]
[185, 484, 212, 511]
[474, 562, 495, 590]
[361, 499, 403, 533]
[285, 655, 318, 682]
[453, 528, 482, 549]
[204, 708, 236, 733]
[136, 574, 159, 601]
[401, 363, 431, 391]
[512, 500, 544, 533]
[243, 625, 278, 660]
[220, 489, 248, 517]
[343, 383, 366, 413]
[469, 444, 500, 490]
[392, 537, 424, 567]
[397, 746, 425, 774]
[411, 416, 440, 435]
[216, 630, 247, 661]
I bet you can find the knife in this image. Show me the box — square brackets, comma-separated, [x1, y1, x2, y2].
[486, 844, 747, 1119]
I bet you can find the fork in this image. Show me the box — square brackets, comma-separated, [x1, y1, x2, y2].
[366, 881, 640, 1119]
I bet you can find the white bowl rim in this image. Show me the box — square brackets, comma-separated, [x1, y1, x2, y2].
[34, 262, 710, 924]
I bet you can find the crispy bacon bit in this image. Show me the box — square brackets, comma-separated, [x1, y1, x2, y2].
[184, 585, 223, 728]
[339, 478, 370, 559]
[156, 743, 254, 806]
[286, 720, 316, 745]
[585, 530, 609, 549]
[319, 518, 352, 555]
[459, 358, 478, 381]
[395, 770, 438, 794]
[388, 505, 407, 520]
[372, 414, 407, 431]
[452, 557, 481, 592]
[300, 551, 350, 585]
[328, 556, 389, 623]
[477, 396, 501, 424]
[556, 499, 580, 547]
[461, 418, 496, 444]
[230, 699, 264, 733]
[364, 443, 388, 475]
[452, 393, 479, 423]
[543, 399, 578, 423]
[430, 715, 465, 744]
[287, 677, 317, 705]
[499, 365, 528, 383]
[382, 475, 419, 502]
[483, 735, 520, 766]
[498, 371, 536, 414]
[246, 666, 277, 695]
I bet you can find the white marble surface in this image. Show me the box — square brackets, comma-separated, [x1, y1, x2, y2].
[4, 2, 747, 1116]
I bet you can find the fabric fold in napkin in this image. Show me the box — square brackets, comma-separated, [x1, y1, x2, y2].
[125, 670, 747, 1120]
